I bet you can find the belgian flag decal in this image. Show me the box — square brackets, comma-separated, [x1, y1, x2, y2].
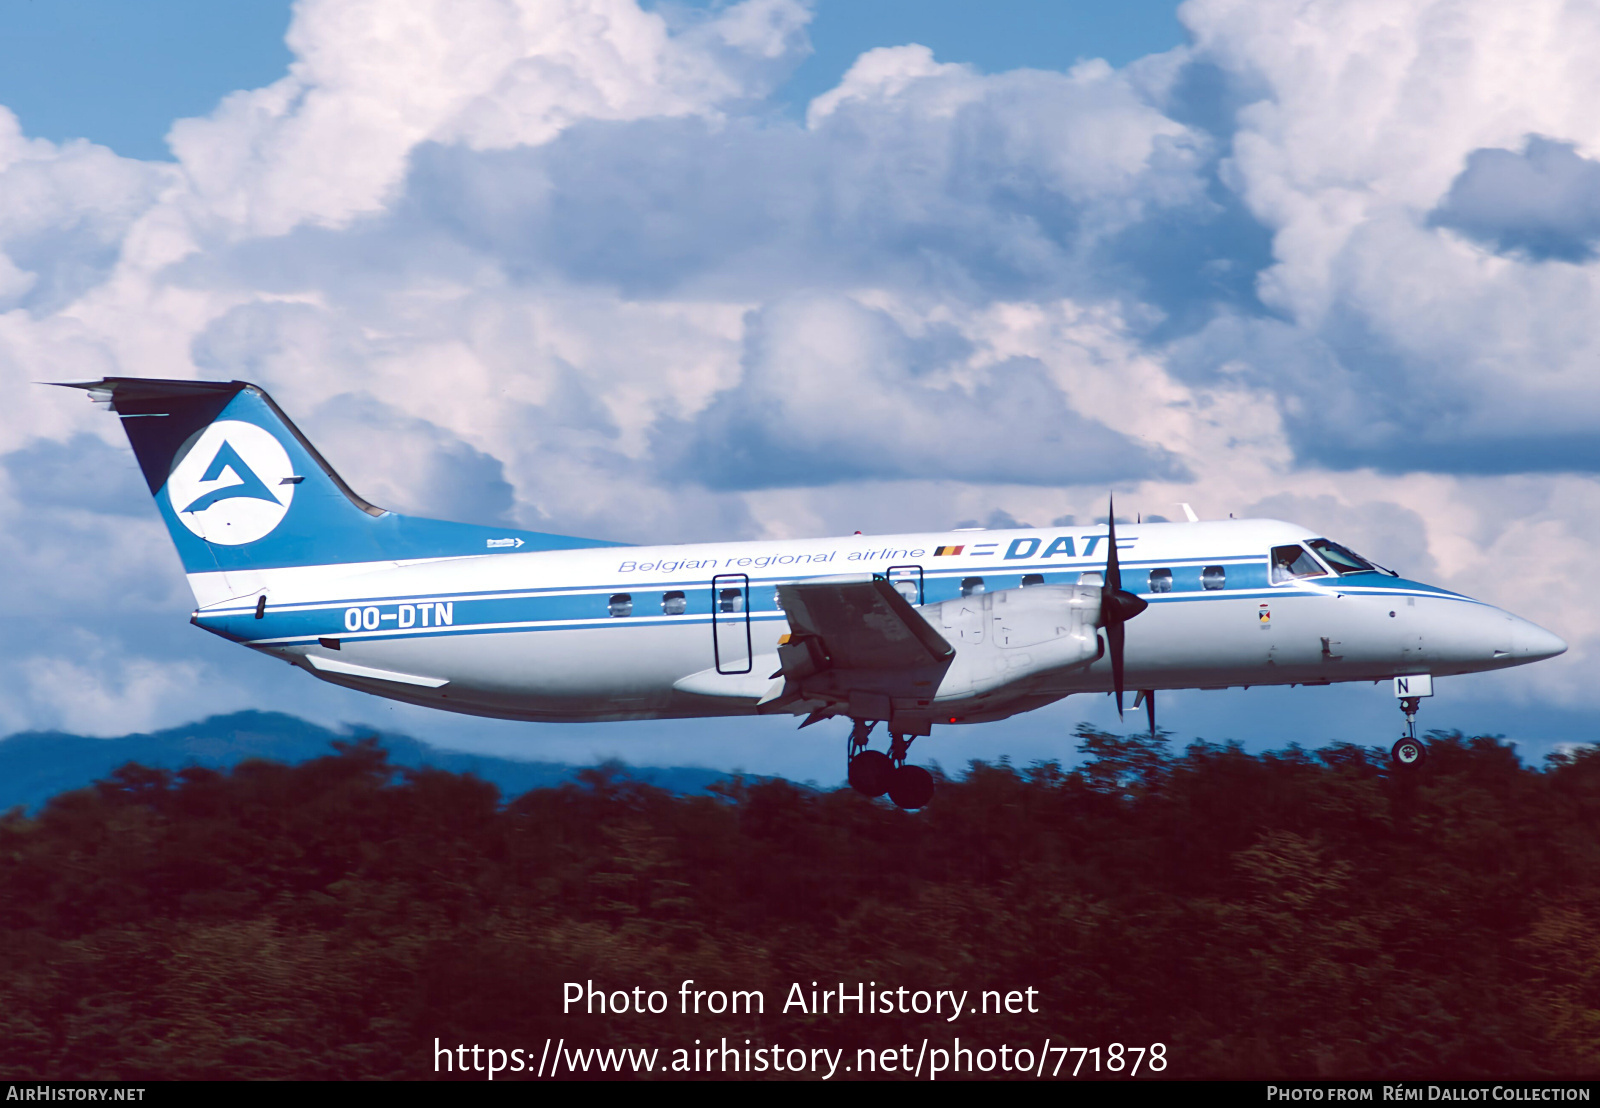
[934, 545, 964, 556]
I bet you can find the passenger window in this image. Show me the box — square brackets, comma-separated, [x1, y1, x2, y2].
[960, 577, 985, 597]
[608, 593, 633, 618]
[661, 590, 686, 616]
[1270, 545, 1328, 583]
[1148, 568, 1173, 593]
[718, 587, 745, 613]
[1021, 573, 1045, 587]
[887, 565, 924, 605]
[1201, 565, 1226, 590]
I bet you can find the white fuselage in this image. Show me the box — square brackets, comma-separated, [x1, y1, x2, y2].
[190, 518, 1564, 725]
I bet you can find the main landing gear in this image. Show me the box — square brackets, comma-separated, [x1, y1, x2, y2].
[846, 719, 935, 810]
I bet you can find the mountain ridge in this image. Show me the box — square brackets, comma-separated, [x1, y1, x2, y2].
[0, 709, 733, 813]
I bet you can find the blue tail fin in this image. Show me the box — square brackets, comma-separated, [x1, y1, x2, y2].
[57, 378, 619, 575]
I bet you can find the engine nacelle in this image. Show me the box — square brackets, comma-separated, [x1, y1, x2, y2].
[925, 584, 1101, 699]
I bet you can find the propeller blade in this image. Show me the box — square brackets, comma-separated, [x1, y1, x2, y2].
[1105, 494, 1122, 594]
[1098, 493, 1148, 721]
[1109, 620, 1126, 718]
[1145, 688, 1156, 740]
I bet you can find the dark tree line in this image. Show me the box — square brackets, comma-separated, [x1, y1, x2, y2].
[2, 727, 1599, 1079]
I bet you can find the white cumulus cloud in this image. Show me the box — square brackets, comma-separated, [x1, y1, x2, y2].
[0, 0, 1595, 754]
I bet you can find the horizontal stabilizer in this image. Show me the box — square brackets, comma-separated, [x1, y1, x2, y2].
[52, 376, 623, 580]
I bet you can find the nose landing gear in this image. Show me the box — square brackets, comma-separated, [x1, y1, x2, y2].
[1391, 695, 1427, 769]
[1389, 676, 1433, 770]
[846, 720, 935, 809]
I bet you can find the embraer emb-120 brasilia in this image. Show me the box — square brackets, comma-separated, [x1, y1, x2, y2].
[59, 378, 1567, 810]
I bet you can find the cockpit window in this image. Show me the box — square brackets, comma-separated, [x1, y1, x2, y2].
[1271, 545, 1328, 583]
[1306, 538, 1379, 575]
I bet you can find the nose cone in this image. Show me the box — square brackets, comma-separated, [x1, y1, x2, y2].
[1512, 617, 1567, 663]
[1429, 600, 1566, 673]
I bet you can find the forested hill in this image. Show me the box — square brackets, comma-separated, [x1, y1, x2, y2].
[3, 726, 1600, 1079]
[0, 710, 728, 812]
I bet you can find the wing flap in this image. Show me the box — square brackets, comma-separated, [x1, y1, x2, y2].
[776, 574, 953, 669]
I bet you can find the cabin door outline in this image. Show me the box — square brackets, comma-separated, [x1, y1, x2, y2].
[712, 573, 753, 674]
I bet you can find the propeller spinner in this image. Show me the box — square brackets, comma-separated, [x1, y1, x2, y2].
[1097, 496, 1148, 719]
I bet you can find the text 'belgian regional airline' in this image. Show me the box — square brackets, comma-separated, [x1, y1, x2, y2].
[58, 378, 1567, 809]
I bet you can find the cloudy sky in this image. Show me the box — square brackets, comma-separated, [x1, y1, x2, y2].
[1, 0, 1595, 783]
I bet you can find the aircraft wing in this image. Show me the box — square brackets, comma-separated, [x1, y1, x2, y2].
[776, 575, 953, 671]
[745, 575, 957, 728]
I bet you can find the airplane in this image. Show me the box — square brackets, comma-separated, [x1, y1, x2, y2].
[54, 377, 1567, 810]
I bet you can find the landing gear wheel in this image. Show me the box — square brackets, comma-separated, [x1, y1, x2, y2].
[1392, 736, 1426, 769]
[887, 764, 935, 810]
[848, 750, 894, 798]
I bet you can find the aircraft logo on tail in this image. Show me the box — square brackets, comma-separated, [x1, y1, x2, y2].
[165, 421, 295, 545]
[181, 441, 279, 513]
